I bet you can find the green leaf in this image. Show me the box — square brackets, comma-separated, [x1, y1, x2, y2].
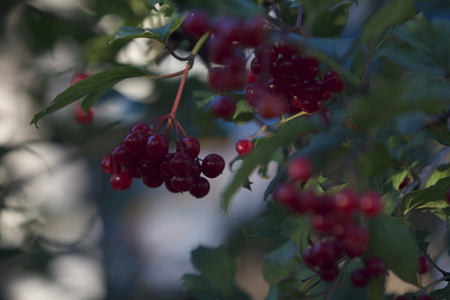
[111, 13, 183, 43]
[361, 0, 417, 48]
[171, 0, 263, 17]
[262, 239, 301, 285]
[233, 100, 254, 123]
[182, 246, 250, 300]
[430, 284, 450, 300]
[220, 118, 317, 215]
[426, 163, 450, 188]
[402, 177, 450, 218]
[279, 216, 310, 252]
[310, 2, 352, 37]
[30, 66, 147, 127]
[244, 202, 290, 239]
[368, 215, 419, 286]
[429, 126, 450, 146]
[414, 228, 431, 254]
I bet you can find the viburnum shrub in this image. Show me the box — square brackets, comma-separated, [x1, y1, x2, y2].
[30, 0, 450, 299]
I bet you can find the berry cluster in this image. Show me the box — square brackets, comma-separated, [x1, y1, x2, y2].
[273, 157, 385, 283]
[246, 42, 345, 119]
[101, 121, 225, 198]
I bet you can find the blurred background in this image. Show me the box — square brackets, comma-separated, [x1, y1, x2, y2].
[0, 0, 449, 299]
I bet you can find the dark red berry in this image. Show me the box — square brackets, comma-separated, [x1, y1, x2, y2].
[351, 268, 370, 287]
[169, 152, 194, 177]
[142, 175, 164, 188]
[418, 255, 431, 274]
[146, 133, 169, 158]
[123, 132, 145, 154]
[110, 171, 132, 190]
[129, 122, 150, 135]
[201, 154, 225, 178]
[340, 224, 369, 258]
[208, 67, 236, 92]
[359, 191, 383, 217]
[112, 144, 136, 167]
[210, 95, 236, 120]
[236, 139, 254, 156]
[303, 247, 318, 266]
[323, 70, 345, 93]
[287, 156, 313, 182]
[365, 256, 387, 277]
[170, 175, 194, 192]
[394, 296, 411, 300]
[273, 183, 303, 213]
[189, 177, 210, 198]
[176, 136, 201, 159]
[182, 10, 210, 39]
[241, 16, 266, 47]
[318, 263, 339, 282]
[101, 153, 120, 174]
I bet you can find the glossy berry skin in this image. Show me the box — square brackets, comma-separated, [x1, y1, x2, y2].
[365, 256, 387, 277]
[287, 156, 313, 182]
[210, 95, 236, 120]
[201, 154, 225, 178]
[182, 10, 210, 39]
[123, 132, 145, 154]
[74, 105, 94, 125]
[169, 152, 194, 177]
[351, 268, 370, 287]
[323, 70, 345, 93]
[176, 136, 201, 159]
[101, 153, 119, 174]
[236, 139, 254, 156]
[112, 144, 136, 167]
[147, 133, 169, 158]
[110, 171, 132, 190]
[318, 263, 339, 282]
[189, 177, 210, 198]
[129, 122, 150, 135]
[418, 255, 431, 274]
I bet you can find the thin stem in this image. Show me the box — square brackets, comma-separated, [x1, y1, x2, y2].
[169, 63, 191, 117]
[295, 5, 303, 29]
[143, 69, 186, 80]
[176, 120, 188, 137]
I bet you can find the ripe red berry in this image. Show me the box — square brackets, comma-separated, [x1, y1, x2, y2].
[418, 255, 431, 274]
[182, 10, 210, 39]
[359, 191, 384, 217]
[323, 70, 345, 93]
[303, 247, 318, 267]
[210, 95, 236, 120]
[101, 153, 119, 174]
[176, 136, 201, 159]
[129, 122, 150, 135]
[169, 152, 194, 177]
[170, 175, 194, 192]
[201, 154, 225, 178]
[394, 296, 412, 300]
[416, 296, 434, 300]
[318, 263, 339, 282]
[340, 224, 369, 258]
[142, 174, 164, 188]
[287, 156, 313, 182]
[74, 104, 94, 125]
[146, 133, 169, 159]
[314, 240, 342, 266]
[189, 177, 210, 198]
[208, 67, 236, 92]
[273, 183, 304, 213]
[236, 139, 254, 156]
[110, 171, 132, 190]
[351, 268, 370, 287]
[123, 132, 145, 154]
[112, 144, 136, 167]
[334, 189, 358, 217]
[446, 189, 450, 205]
[365, 256, 387, 277]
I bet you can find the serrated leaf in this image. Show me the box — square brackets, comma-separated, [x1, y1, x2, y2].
[402, 177, 450, 216]
[221, 118, 317, 215]
[368, 215, 419, 286]
[361, 0, 417, 48]
[183, 246, 251, 300]
[30, 67, 147, 127]
[233, 99, 254, 123]
[111, 13, 183, 43]
[244, 202, 290, 239]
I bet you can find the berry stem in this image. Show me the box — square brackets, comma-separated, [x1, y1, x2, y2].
[143, 69, 186, 80]
[295, 5, 303, 29]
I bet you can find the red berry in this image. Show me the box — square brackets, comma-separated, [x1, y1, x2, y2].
[303, 247, 318, 266]
[323, 70, 345, 93]
[142, 174, 164, 188]
[236, 139, 254, 156]
[146, 133, 169, 159]
[416, 296, 434, 300]
[394, 296, 411, 300]
[129, 122, 150, 135]
[189, 177, 210, 198]
[273, 183, 303, 213]
[208, 67, 237, 92]
[71, 71, 89, 85]
[112, 144, 136, 167]
[418, 255, 431, 274]
[287, 156, 313, 182]
[182, 10, 210, 39]
[351, 268, 370, 287]
[74, 104, 94, 125]
[110, 171, 132, 190]
[170, 175, 194, 192]
[201, 154, 225, 178]
[334, 189, 358, 217]
[314, 240, 342, 266]
[210, 95, 236, 120]
[365, 256, 387, 277]
[446, 189, 450, 205]
[176, 136, 201, 159]
[359, 191, 384, 217]
[101, 153, 119, 174]
[241, 16, 266, 47]
[123, 132, 145, 154]
[318, 263, 339, 282]
[340, 224, 369, 258]
[169, 152, 194, 177]
[311, 212, 337, 233]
